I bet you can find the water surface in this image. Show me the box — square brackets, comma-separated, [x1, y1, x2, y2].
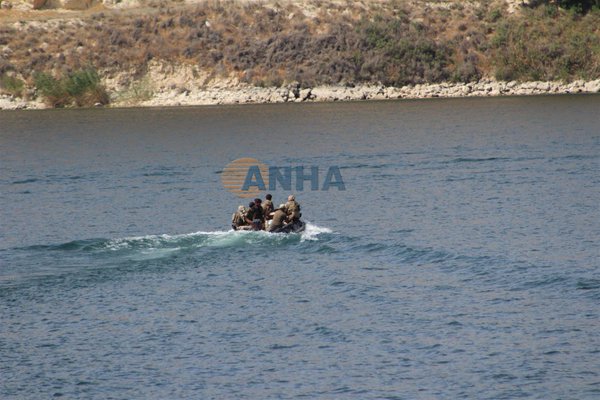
[1, 96, 599, 399]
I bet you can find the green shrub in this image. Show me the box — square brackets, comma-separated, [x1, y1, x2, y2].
[34, 68, 109, 108]
[355, 14, 451, 85]
[452, 54, 481, 82]
[544, 4, 559, 18]
[488, 8, 502, 22]
[65, 69, 109, 106]
[65, 69, 98, 96]
[489, 8, 600, 81]
[491, 22, 510, 48]
[0, 74, 24, 97]
[556, 0, 600, 13]
[34, 72, 68, 107]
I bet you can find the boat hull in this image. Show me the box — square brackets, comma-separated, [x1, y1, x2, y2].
[232, 220, 305, 233]
[270, 220, 306, 233]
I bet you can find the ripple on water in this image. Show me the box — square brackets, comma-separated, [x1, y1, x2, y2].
[1, 97, 599, 399]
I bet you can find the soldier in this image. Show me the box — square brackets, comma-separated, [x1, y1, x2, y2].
[245, 199, 264, 230]
[262, 193, 274, 219]
[231, 205, 247, 230]
[285, 195, 301, 222]
[267, 204, 288, 232]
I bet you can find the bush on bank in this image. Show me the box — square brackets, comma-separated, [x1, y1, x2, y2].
[34, 69, 109, 107]
[490, 5, 600, 81]
[0, 74, 24, 97]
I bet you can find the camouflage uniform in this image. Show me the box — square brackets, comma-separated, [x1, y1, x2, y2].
[231, 207, 246, 229]
[285, 200, 301, 221]
[262, 199, 274, 218]
[246, 204, 264, 230]
[267, 209, 287, 232]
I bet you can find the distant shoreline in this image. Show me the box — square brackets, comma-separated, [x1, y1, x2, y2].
[2, 0, 599, 110]
[2, 79, 599, 110]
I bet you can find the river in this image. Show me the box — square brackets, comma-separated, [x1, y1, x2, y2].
[1, 95, 599, 399]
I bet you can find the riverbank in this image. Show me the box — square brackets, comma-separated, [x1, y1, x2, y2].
[129, 79, 600, 107]
[1, 0, 598, 109]
[2, 78, 599, 110]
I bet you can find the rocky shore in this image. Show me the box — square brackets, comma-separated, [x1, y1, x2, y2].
[135, 79, 600, 108]
[2, 79, 599, 110]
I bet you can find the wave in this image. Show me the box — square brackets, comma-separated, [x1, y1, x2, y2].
[18, 222, 332, 255]
[9, 223, 468, 269]
[448, 157, 510, 163]
[10, 175, 88, 185]
[576, 278, 600, 291]
[0, 223, 336, 287]
[11, 178, 39, 185]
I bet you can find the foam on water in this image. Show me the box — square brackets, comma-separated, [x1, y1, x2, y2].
[105, 222, 331, 250]
[300, 222, 333, 241]
[0, 223, 334, 287]
[105, 222, 332, 250]
[16, 222, 333, 254]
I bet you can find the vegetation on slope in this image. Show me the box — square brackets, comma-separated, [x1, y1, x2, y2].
[0, 0, 598, 106]
[33, 68, 109, 107]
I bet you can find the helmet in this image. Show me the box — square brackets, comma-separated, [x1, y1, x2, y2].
[238, 205, 245, 213]
[279, 204, 286, 210]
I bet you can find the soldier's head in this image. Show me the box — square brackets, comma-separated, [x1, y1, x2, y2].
[288, 195, 295, 201]
[266, 194, 272, 201]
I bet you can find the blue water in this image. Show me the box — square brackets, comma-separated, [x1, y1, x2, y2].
[1, 96, 599, 399]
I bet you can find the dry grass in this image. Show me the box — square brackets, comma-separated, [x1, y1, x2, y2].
[0, 0, 598, 106]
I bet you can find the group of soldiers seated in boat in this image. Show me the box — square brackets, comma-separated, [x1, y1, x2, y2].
[231, 194, 301, 232]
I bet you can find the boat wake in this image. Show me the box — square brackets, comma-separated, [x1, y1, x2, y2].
[0, 223, 334, 287]
[18, 222, 333, 256]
